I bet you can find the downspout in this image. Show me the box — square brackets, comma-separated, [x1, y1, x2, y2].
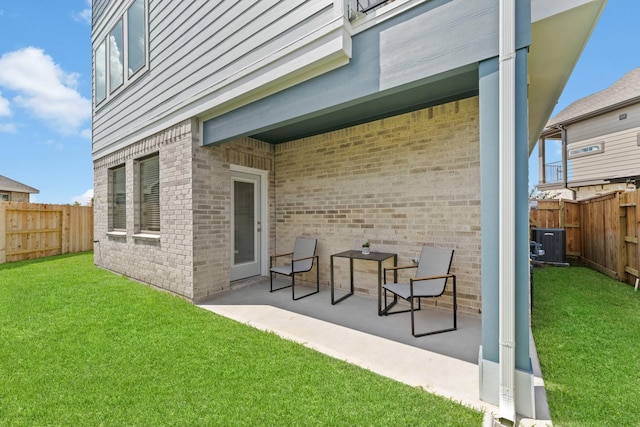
[561, 126, 568, 186]
[498, 0, 516, 423]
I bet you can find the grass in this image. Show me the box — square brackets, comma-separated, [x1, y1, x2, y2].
[0, 252, 482, 426]
[532, 264, 640, 426]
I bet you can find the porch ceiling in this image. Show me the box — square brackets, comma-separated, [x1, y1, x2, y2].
[250, 66, 479, 144]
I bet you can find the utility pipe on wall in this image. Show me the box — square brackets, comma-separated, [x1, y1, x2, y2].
[498, 0, 516, 423]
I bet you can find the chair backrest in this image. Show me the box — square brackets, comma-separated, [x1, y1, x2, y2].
[415, 246, 454, 291]
[292, 237, 317, 272]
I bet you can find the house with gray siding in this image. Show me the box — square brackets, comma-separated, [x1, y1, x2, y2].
[0, 174, 39, 202]
[91, 0, 605, 420]
[538, 67, 640, 200]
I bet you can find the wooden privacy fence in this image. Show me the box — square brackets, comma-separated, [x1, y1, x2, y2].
[0, 202, 94, 264]
[530, 190, 640, 287]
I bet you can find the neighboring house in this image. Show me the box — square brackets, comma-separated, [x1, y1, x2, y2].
[91, 0, 605, 420]
[538, 67, 640, 200]
[0, 174, 39, 202]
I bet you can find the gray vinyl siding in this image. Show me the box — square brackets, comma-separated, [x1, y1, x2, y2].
[92, 0, 112, 27]
[92, 0, 342, 158]
[568, 103, 640, 182]
[566, 103, 640, 144]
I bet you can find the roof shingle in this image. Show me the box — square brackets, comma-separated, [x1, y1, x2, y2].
[547, 67, 640, 127]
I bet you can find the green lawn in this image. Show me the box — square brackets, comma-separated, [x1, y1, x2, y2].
[532, 264, 640, 427]
[0, 252, 481, 426]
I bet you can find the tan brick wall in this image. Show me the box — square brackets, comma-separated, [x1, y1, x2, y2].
[94, 119, 196, 299]
[274, 97, 481, 315]
[575, 182, 636, 200]
[191, 136, 275, 302]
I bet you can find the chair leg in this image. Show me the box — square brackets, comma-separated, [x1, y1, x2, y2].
[411, 276, 457, 338]
[292, 264, 320, 300]
[270, 271, 293, 293]
[382, 290, 411, 316]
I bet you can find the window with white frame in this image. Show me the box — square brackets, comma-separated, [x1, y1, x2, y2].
[568, 142, 604, 159]
[139, 154, 160, 233]
[0, 193, 9, 201]
[110, 165, 126, 230]
[94, 0, 147, 105]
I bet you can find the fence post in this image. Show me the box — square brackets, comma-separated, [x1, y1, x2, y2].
[619, 192, 627, 283]
[0, 203, 6, 264]
[637, 189, 640, 287]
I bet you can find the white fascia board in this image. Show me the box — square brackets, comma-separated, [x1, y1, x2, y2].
[527, 0, 607, 153]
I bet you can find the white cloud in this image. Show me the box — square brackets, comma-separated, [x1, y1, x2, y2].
[80, 128, 92, 139]
[0, 91, 10, 116]
[0, 47, 91, 135]
[72, 188, 94, 206]
[44, 139, 64, 151]
[74, 0, 92, 25]
[0, 123, 17, 133]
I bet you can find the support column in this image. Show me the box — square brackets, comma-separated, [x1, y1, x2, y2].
[479, 47, 535, 419]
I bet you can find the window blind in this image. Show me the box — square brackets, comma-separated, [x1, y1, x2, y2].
[140, 155, 160, 232]
[111, 166, 126, 230]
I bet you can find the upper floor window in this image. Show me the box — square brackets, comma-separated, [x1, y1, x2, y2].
[127, 0, 146, 76]
[109, 20, 124, 92]
[0, 193, 9, 201]
[94, 0, 147, 106]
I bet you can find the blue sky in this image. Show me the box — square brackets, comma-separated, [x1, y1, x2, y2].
[0, 2, 638, 204]
[0, 0, 92, 204]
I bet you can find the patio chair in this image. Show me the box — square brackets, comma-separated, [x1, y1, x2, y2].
[270, 237, 319, 300]
[382, 246, 456, 337]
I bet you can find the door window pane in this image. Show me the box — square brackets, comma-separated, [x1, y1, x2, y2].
[140, 155, 159, 232]
[109, 19, 124, 92]
[234, 181, 255, 264]
[127, 0, 145, 76]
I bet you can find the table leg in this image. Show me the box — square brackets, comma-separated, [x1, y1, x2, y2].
[330, 255, 335, 304]
[377, 260, 383, 316]
[331, 256, 354, 305]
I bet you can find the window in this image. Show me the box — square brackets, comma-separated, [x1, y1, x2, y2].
[139, 155, 159, 233]
[0, 193, 9, 201]
[568, 142, 604, 159]
[95, 40, 106, 103]
[127, 0, 146, 76]
[109, 20, 124, 92]
[110, 165, 126, 230]
[94, 0, 147, 105]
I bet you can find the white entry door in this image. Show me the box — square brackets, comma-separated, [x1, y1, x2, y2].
[230, 171, 262, 281]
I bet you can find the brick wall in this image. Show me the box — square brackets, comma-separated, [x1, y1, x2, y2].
[93, 119, 196, 299]
[191, 136, 275, 301]
[274, 97, 481, 315]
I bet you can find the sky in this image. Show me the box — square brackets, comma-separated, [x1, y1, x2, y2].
[0, 1, 638, 204]
[528, 1, 640, 192]
[0, 0, 92, 204]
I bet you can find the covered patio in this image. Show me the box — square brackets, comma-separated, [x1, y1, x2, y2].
[198, 277, 551, 421]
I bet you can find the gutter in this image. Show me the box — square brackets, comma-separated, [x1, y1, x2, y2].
[498, 0, 516, 423]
